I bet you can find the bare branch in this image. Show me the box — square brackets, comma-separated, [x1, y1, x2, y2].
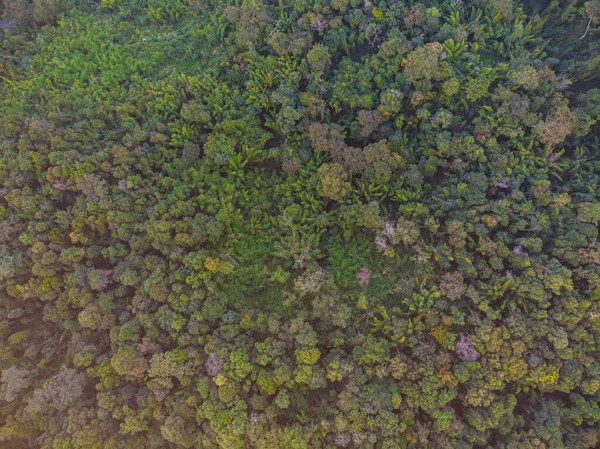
[581, 17, 592, 40]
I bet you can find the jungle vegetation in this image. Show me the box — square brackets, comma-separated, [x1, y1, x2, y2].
[1, 0, 600, 448]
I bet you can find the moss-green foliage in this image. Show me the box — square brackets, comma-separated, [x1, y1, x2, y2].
[1, 0, 600, 448]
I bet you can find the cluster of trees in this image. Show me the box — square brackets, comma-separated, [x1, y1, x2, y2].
[1, 0, 600, 448]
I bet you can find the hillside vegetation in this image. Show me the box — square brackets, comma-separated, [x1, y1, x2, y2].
[1, 0, 600, 448]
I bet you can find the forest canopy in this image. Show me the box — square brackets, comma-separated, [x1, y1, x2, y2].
[1, 0, 600, 448]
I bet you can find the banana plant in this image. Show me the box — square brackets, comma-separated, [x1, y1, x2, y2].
[226, 153, 248, 182]
[490, 40, 507, 57]
[147, 6, 165, 24]
[443, 39, 467, 59]
[354, 181, 386, 202]
[466, 6, 483, 24]
[298, 191, 321, 214]
[370, 307, 406, 346]
[165, 1, 187, 22]
[391, 181, 422, 204]
[482, 13, 506, 40]
[170, 123, 198, 147]
[481, 278, 515, 303]
[195, 15, 230, 44]
[403, 279, 440, 313]
[398, 202, 428, 218]
[148, 0, 188, 24]
[447, 9, 462, 27]
[276, 55, 299, 80]
[99, 0, 121, 11]
[566, 145, 595, 175]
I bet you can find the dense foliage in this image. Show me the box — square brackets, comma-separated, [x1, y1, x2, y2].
[1, 0, 600, 448]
